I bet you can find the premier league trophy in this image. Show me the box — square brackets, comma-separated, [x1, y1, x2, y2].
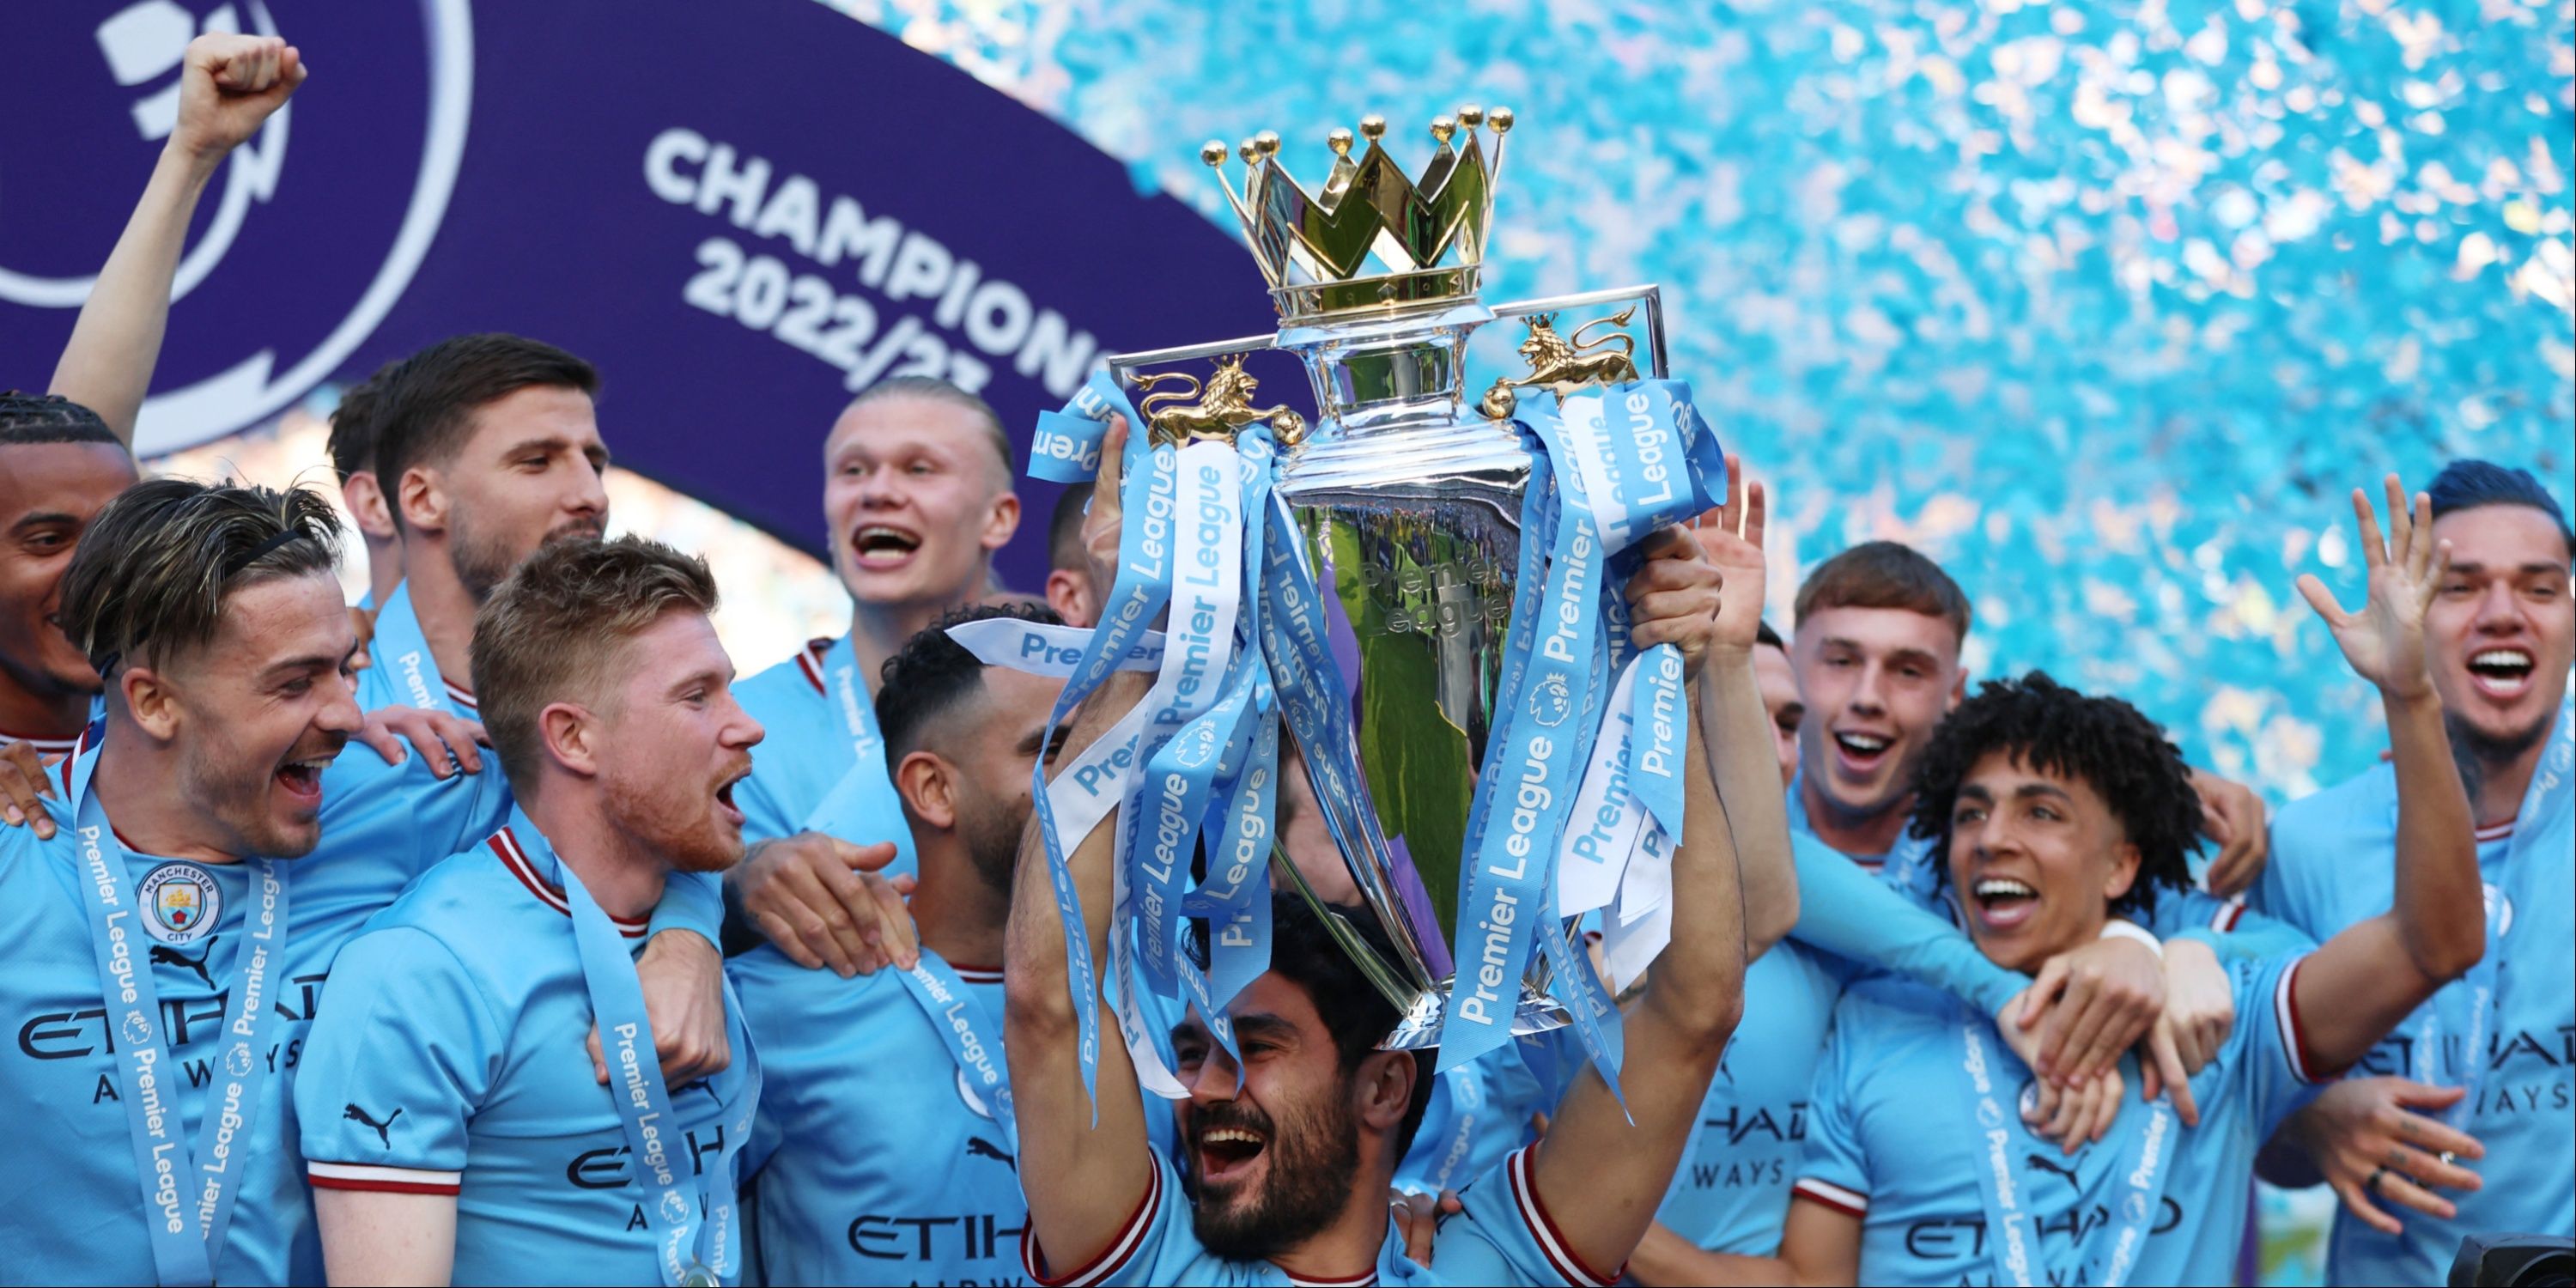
[987, 106, 1721, 1087]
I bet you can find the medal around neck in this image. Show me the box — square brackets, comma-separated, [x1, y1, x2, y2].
[987, 108, 1726, 1089]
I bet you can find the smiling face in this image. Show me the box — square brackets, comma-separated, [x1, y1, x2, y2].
[145, 572, 364, 859]
[411, 386, 611, 600]
[1944, 750, 2139, 973]
[1792, 605, 1965, 820]
[822, 395, 1019, 614]
[2426, 504, 2573, 763]
[589, 611, 763, 874]
[0, 441, 137, 714]
[1170, 973, 1377, 1261]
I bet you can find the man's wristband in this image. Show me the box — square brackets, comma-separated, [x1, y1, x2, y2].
[2098, 918, 2164, 959]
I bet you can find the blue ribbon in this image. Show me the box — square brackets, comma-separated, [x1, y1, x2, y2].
[1023, 380, 1172, 1114]
[1956, 999, 2174, 1288]
[63, 750, 289, 1287]
[368, 585, 459, 714]
[894, 950, 1018, 1152]
[1438, 405, 1608, 1077]
[2414, 690, 2573, 1128]
[1186, 434, 1280, 1009]
[1131, 440, 1254, 995]
[551, 827, 759, 1287]
[1026, 371, 1123, 483]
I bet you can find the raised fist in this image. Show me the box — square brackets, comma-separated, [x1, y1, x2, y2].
[171, 32, 307, 163]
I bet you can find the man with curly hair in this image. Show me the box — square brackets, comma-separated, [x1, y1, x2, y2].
[1698, 478, 2485, 1285]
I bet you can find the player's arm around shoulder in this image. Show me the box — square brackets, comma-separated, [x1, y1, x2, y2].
[298, 922, 506, 1287]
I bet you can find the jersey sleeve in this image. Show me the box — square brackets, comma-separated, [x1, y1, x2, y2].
[1431, 1145, 1621, 1286]
[2208, 952, 2330, 1139]
[1018, 1151, 1200, 1287]
[2162, 890, 2319, 963]
[648, 870, 723, 945]
[295, 927, 504, 1195]
[1786, 831, 2024, 1018]
[319, 750, 513, 883]
[1789, 993, 1873, 1222]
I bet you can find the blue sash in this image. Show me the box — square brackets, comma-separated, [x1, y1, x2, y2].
[368, 582, 459, 713]
[1956, 1001, 2174, 1288]
[2415, 691, 2573, 1126]
[546, 827, 760, 1287]
[62, 751, 289, 1287]
[895, 950, 1018, 1152]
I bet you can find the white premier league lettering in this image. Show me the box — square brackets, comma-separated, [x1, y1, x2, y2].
[645, 128, 1099, 398]
[1963, 1025, 2036, 1287]
[396, 649, 434, 708]
[612, 1022, 680, 1188]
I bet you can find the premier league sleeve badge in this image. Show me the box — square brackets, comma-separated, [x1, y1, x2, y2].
[137, 861, 224, 947]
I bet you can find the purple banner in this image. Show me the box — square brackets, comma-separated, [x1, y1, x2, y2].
[3, 0, 1275, 589]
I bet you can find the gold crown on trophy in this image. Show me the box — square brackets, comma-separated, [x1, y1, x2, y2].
[1202, 106, 1512, 324]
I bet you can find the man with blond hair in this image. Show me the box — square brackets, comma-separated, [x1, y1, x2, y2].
[298, 537, 766, 1285]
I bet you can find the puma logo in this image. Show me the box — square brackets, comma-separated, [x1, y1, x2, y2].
[149, 940, 216, 991]
[965, 1136, 1016, 1170]
[2023, 1151, 2083, 1189]
[344, 1103, 404, 1148]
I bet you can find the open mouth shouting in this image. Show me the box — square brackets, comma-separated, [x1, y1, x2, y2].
[1193, 1118, 1270, 1189]
[274, 742, 344, 809]
[2464, 646, 2537, 701]
[714, 763, 750, 829]
[850, 524, 923, 572]
[1971, 876, 2041, 932]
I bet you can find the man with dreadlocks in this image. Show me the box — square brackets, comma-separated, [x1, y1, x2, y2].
[1695, 477, 2486, 1286]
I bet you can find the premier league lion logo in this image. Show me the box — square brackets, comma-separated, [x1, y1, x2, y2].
[1529, 672, 1573, 727]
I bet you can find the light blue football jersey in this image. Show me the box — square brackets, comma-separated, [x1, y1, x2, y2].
[1396, 1035, 1559, 1198]
[732, 945, 1024, 1285]
[1023, 1145, 1620, 1286]
[732, 636, 915, 876]
[2255, 719, 2575, 1285]
[1794, 954, 2325, 1285]
[296, 816, 755, 1286]
[0, 737, 510, 1285]
[1654, 939, 1847, 1255]
[355, 581, 477, 716]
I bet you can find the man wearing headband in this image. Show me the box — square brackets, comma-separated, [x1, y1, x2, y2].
[0, 480, 514, 1281]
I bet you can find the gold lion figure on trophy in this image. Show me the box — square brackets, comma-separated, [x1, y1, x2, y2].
[1477, 306, 1640, 421]
[1132, 355, 1307, 447]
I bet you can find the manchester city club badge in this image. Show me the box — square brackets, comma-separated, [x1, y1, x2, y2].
[137, 862, 222, 947]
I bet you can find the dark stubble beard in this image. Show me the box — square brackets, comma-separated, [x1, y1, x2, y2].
[1187, 1083, 1361, 1262]
[2445, 708, 2551, 808]
[451, 511, 604, 603]
[959, 796, 1024, 900]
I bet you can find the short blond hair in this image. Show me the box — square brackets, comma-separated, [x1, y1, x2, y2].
[471, 535, 718, 798]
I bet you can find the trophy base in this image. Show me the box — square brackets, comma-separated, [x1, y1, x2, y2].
[1378, 978, 1571, 1052]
